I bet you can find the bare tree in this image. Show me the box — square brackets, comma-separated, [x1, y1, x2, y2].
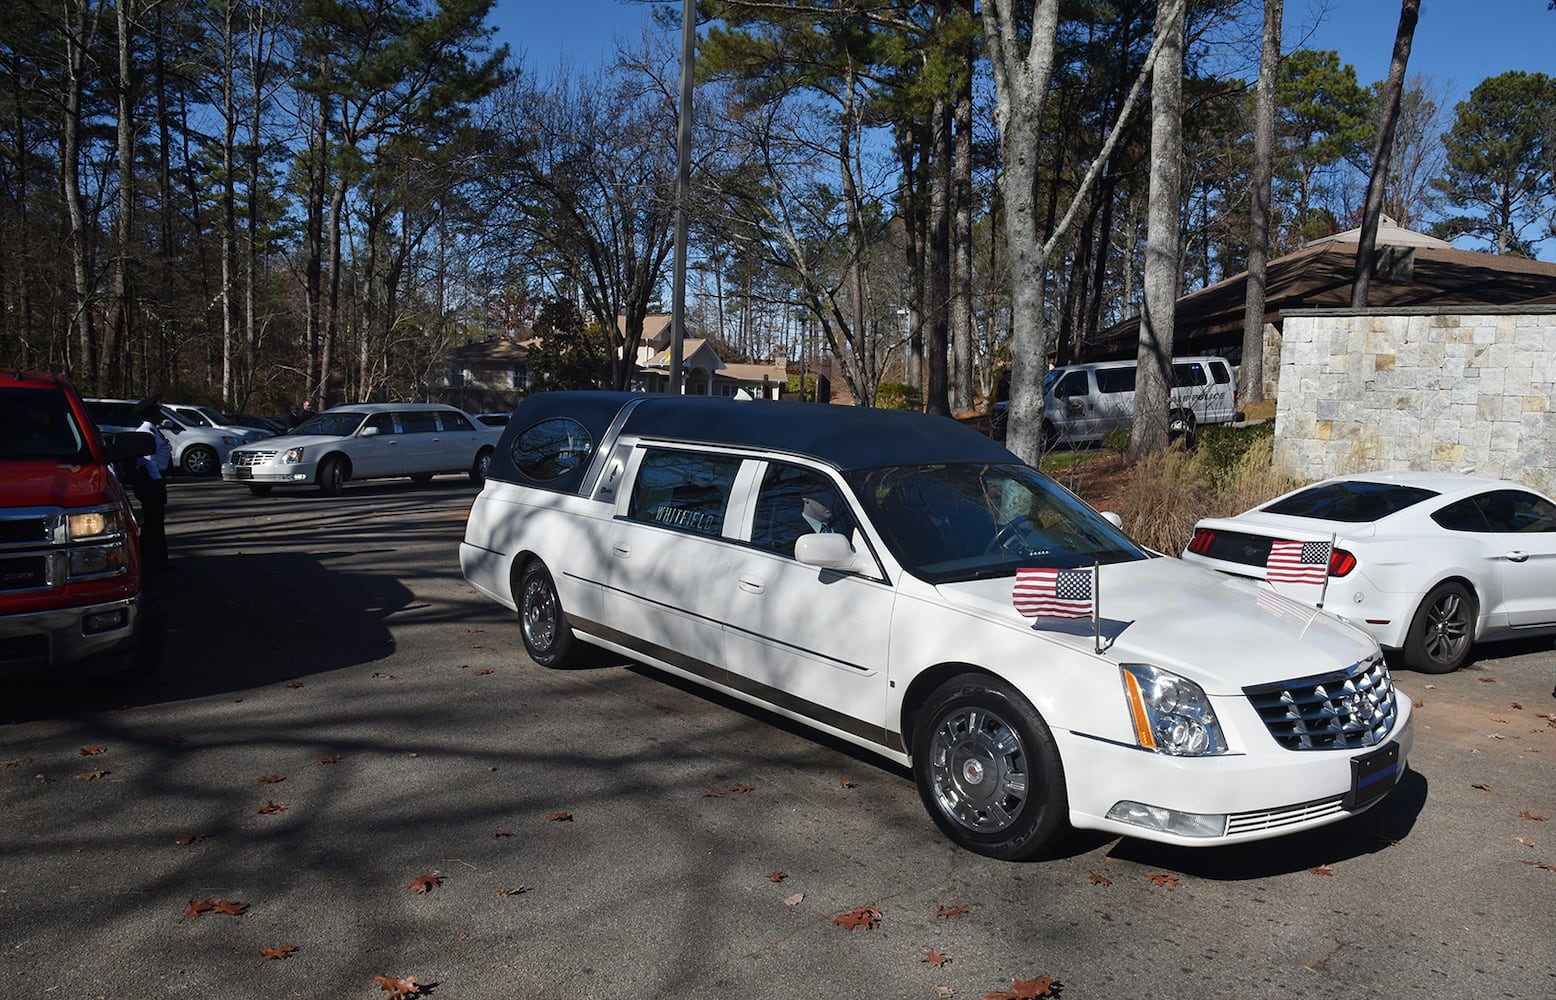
[1129, 0, 1185, 460]
[1239, 0, 1281, 408]
[1352, 0, 1420, 307]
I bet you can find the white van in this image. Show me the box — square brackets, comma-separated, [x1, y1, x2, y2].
[1039, 356, 1237, 447]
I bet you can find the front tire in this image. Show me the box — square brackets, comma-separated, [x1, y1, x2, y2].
[247, 484, 273, 496]
[317, 456, 348, 496]
[517, 560, 576, 667]
[182, 445, 218, 477]
[470, 447, 493, 485]
[1402, 581, 1477, 673]
[912, 673, 1068, 860]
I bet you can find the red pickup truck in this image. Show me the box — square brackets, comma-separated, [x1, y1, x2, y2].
[0, 370, 159, 679]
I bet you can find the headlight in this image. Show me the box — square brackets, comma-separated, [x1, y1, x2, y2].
[281, 447, 305, 464]
[221, 435, 239, 446]
[66, 508, 122, 541]
[1120, 663, 1227, 756]
[69, 543, 128, 578]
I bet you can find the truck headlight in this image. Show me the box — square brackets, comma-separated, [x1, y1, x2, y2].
[66, 508, 122, 541]
[69, 544, 128, 577]
[1120, 663, 1227, 756]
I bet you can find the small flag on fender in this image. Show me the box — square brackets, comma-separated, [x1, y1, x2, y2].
[1266, 539, 1332, 585]
[1013, 567, 1095, 619]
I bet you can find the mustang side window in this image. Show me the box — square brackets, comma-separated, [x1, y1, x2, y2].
[627, 450, 741, 537]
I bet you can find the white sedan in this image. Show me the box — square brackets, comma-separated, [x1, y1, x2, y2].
[1183, 471, 1556, 673]
[223, 402, 500, 495]
[462, 392, 1412, 860]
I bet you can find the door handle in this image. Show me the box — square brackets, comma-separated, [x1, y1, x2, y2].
[738, 574, 765, 594]
[1505, 551, 1529, 563]
[612, 544, 631, 558]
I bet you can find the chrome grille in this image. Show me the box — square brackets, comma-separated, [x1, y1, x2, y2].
[230, 450, 276, 467]
[0, 515, 50, 546]
[1244, 656, 1396, 750]
[1226, 796, 1346, 836]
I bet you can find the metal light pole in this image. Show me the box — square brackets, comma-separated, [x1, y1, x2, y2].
[667, 0, 694, 395]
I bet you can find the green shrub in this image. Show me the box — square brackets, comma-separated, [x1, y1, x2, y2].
[875, 381, 921, 411]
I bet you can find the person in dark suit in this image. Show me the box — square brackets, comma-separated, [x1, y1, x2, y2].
[129, 397, 172, 572]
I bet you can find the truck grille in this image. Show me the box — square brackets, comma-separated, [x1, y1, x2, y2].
[0, 516, 50, 545]
[1243, 656, 1396, 751]
[230, 450, 276, 467]
[0, 554, 49, 592]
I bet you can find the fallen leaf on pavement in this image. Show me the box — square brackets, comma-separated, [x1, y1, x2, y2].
[704, 788, 727, 798]
[937, 904, 968, 919]
[372, 974, 422, 998]
[784, 892, 804, 906]
[496, 884, 528, 896]
[1090, 872, 1112, 886]
[256, 800, 286, 814]
[1309, 865, 1335, 876]
[260, 945, 296, 959]
[923, 948, 952, 968]
[175, 832, 205, 845]
[1516, 836, 1535, 847]
[74, 770, 108, 781]
[79, 745, 106, 756]
[406, 873, 442, 894]
[473, 668, 493, 676]
[185, 898, 246, 917]
[766, 872, 786, 882]
[1148, 873, 1180, 887]
[839, 778, 858, 788]
[730, 784, 755, 794]
[314, 755, 342, 765]
[1521, 811, 1549, 822]
[982, 975, 1059, 999]
[548, 811, 573, 822]
[1471, 783, 1492, 791]
[491, 829, 513, 838]
[257, 775, 285, 783]
[833, 906, 881, 931]
[3, 757, 33, 767]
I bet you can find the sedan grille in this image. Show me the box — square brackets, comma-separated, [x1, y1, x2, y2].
[230, 450, 276, 467]
[1243, 657, 1396, 751]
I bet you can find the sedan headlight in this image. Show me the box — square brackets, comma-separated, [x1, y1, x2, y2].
[1120, 663, 1227, 756]
[280, 447, 305, 464]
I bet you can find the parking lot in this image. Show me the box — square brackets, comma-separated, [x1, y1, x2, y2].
[3, 477, 1554, 1000]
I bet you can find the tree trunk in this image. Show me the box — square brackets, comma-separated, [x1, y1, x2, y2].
[108, 0, 135, 392]
[1352, 0, 1419, 307]
[1129, 0, 1184, 461]
[1239, 0, 1281, 408]
[61, 0, 101, 384]
[925, 95, 951, 416]
[950, 66, 975, 412]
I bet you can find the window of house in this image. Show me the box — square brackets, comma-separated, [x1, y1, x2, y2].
[626, 449, 741, 537]
[509, 364, 529, 390]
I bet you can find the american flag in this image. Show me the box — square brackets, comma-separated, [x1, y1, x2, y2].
[1013, 567, 1094, 619]
[1266, 539, 1332, 585]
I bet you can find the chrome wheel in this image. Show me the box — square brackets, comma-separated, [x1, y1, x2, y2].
[927, 706, 1029, 833]
[517, 560, 575, 667]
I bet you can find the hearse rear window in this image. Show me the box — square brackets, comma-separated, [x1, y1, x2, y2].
[512, 417, 594, 482]
[1263, 481, 1438, 522]
[627, 450, 741, 536]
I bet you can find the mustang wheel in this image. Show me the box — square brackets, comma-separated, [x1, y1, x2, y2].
[517, 560, 575, 667]
[1402, 581, 1476, 674]
[913, 673, 1067, 860]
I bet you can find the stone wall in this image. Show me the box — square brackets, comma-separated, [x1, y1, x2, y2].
[1273, 307, 1556, 493]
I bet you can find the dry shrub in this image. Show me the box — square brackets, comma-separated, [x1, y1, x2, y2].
[1114, 436, 1298, 554]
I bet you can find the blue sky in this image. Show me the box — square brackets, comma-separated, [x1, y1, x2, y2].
[490, 1, 1555, 97]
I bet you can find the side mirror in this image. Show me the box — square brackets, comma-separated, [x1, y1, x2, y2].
[1100, 511, 1124, 529]
[795, 531, 864, 573]
[361, 425, 380, 437]
[159, 419, 182, 434]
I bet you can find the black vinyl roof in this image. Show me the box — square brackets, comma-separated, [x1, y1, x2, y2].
[490, 391, 1015, 488]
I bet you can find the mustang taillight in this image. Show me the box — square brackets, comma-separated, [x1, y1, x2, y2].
[1329, 547, 1357, 577]
[1187, 528, 1216, 555]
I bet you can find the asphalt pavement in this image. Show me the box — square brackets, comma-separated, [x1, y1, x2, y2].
[2, 475, 1554, 1000]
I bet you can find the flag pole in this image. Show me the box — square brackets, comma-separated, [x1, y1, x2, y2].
[1317, 533, 1335, 609]
[1092, 561, 1102, 655]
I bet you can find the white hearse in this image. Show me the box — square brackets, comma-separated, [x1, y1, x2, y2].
[461, 392, 1411, 859]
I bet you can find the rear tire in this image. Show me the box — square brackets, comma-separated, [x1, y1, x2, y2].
[517, 560, 576, 667]
[1401, 581, 1476, 673]
[912, 673, 1068, 860]
[470, 447, 493, 485]
[318, 456, 348, 496]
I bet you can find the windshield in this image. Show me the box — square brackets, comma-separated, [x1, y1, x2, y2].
[848, 463, 1147, 584]
[173, 406, 215, 427]
[293, 412, 367, 438]
[1, 387, 91, 462]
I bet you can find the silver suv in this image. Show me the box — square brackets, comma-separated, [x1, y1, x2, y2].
[84, 398, 255, 477]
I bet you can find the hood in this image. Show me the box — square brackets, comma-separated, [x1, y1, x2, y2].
[233, 433, 340, 453]
[0, 460, 114, 508]
[935, 556, 1377, 695]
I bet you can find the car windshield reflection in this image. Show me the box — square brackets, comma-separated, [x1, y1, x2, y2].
[849, 463, 1147, 584]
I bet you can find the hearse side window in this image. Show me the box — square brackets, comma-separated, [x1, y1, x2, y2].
[363, 413, 397, 435]
[512, 417, 594, 482]
[1094, 367, 1135, 394]
[627, 449, 741, 537]
[750, 463, 854, 557]
[399, 410, 438, 434]
[437, 410, 475, 432]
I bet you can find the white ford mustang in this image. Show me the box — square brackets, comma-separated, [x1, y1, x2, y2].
[462, 392, 1412, 860]
[1183, 471, 1556, 674]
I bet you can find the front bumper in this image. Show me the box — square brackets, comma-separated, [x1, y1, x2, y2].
[222, 462, 319, 486]
[1058, 695, 1414, 847]
[0, 595, 145, 679]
